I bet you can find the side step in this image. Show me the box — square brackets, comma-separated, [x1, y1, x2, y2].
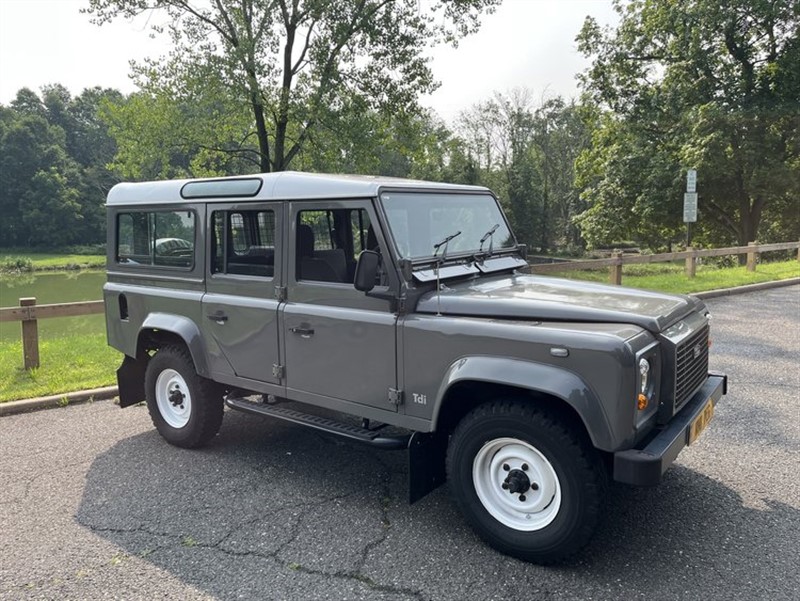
[226, 397, 410, 450]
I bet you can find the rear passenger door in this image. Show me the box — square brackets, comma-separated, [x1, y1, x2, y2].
[202, 203, 284, 386]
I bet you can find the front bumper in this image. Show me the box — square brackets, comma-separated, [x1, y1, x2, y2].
[613, 373, 727, 486]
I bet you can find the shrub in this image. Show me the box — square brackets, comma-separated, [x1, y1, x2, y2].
[1, 256, 33, 273]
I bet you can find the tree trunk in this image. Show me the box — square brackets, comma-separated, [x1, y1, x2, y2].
[251, 98, 271, 173]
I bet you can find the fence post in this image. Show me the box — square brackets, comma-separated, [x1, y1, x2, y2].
[797, 240, 800, 263]
[609, 251, 623, 285]
[746, 241, 757, 272]
[685, 247, 697, 278]
[20, 297, 40, 370]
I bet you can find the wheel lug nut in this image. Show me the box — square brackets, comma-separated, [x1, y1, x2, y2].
[502, 482, 509, 490]
[502, 464, 510, 472]
[531, 483, 539, 491]
[519, 495, 526, 502]
[522, 463, 529, 471]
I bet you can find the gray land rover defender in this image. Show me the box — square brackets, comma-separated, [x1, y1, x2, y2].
[104, 172, 727, 563]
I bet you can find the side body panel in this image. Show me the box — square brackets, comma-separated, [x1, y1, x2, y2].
[401, 315, 647, 451]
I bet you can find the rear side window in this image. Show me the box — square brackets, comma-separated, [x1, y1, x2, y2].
[211, 209, 276, 278]
[116, 211, 196, 268]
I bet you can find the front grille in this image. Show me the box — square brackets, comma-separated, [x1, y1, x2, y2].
[674, 324, 709, 410]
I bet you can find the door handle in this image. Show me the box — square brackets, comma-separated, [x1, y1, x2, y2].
[207, 312, 228, 324]
[290, 326, 314, 338]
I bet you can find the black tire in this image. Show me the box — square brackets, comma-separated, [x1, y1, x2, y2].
[446, 400, 605, 564]
[144, 345, 224, 448]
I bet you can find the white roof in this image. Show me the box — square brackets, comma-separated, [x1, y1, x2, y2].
[106, 171, 488, 205]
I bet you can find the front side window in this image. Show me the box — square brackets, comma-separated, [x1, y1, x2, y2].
[296, 207, 376, 284]
[380, 192, 515, 260]
[116, 210, 195, 268]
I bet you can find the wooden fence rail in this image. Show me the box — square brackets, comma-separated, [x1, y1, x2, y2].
[529, 240, 800, 285]
[1, 240, 798, 370]
[0, 299, 105, 369]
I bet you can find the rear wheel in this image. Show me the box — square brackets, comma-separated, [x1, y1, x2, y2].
[145, 345, 224, 448]
[447, 400, 605, 564]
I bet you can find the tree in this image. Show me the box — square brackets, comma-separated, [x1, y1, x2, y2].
[87, 0, 500, 173]
[534, 98, 591, 251]
[0, 106, 83, 247]
[577, 0, 800, 249]
[454, 90, 592, 252]
[0, 86, 121, 248]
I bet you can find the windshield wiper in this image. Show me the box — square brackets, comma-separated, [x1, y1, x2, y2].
[433, 230, 462, 262]
[432, 231, 461, 316]
[478, 223, 499, 256]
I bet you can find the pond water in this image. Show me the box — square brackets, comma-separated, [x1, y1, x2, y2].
[0, 270, 107, 343]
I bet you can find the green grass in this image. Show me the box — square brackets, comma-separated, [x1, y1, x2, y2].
[0, 252, 105, 273]
[0, 333, 120, 403]
[547, 259, 800, 294]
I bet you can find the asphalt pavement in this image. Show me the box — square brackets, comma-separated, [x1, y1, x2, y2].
[1, 285, 798, 601]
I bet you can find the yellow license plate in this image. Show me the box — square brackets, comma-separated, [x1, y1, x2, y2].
[688, 398, 715, 445]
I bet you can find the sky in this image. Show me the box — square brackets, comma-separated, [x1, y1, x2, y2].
[0, 0, 619, 122]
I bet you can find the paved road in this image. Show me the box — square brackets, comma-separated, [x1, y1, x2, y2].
[1, 286, 798, 601]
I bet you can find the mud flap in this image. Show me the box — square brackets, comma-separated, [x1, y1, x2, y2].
[116, 354, 148, 408]
[408, 431, 448, 504]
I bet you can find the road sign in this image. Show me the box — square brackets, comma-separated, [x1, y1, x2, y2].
[684, 192, 698, 222]
[686, 169, 697, 193]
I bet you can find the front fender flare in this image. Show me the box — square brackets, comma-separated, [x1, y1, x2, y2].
[430, 356, 615, 451]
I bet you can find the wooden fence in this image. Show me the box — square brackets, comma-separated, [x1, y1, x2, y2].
[1, 240, 798, 370]
[0, 299, 104, 369]
[529, 241, 800, 285]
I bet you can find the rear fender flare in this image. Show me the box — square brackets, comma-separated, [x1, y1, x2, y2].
[138, 313, 210, 377]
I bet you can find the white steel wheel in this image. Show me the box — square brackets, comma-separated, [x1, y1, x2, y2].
[144, 345, 224, 448]
[154, 368, 193, 429]
[472, 437, 562, 531]
[446, 400, 606, 564]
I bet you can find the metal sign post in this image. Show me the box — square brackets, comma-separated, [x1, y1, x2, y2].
[684, 170, 697, 246]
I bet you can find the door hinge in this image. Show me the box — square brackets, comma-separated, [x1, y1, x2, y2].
[388, 388, 404, 406]
[272, 364, 285, 379]
[275, 286, 287, 302]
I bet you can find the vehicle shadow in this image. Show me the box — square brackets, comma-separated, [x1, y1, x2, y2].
[77, 411, 800, 600]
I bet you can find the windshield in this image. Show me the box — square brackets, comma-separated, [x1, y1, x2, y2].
[380, 192, 516, 260]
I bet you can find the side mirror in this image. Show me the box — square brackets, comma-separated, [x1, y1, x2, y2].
[354, 250, 380, 292]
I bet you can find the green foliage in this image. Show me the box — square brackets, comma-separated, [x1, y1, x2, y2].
[576, 0, 800, 250]
[0, 251, 105, 272]
[1, 256, 33, 273]
[454, 91, 592, 252]
[0, 87, 120, 248]
[87, 0, 501, 174]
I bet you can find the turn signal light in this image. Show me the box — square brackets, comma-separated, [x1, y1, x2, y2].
[637, 394, 648, 410]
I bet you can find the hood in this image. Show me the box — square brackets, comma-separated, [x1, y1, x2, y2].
[415, 274, 703, 333]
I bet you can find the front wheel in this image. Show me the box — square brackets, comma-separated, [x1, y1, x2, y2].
[447, 400, 605, 564]
[145, 345, 224, 448]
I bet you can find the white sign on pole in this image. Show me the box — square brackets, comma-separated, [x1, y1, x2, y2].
[686, 169, 697, 193]
[684, 192, 698, 222]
